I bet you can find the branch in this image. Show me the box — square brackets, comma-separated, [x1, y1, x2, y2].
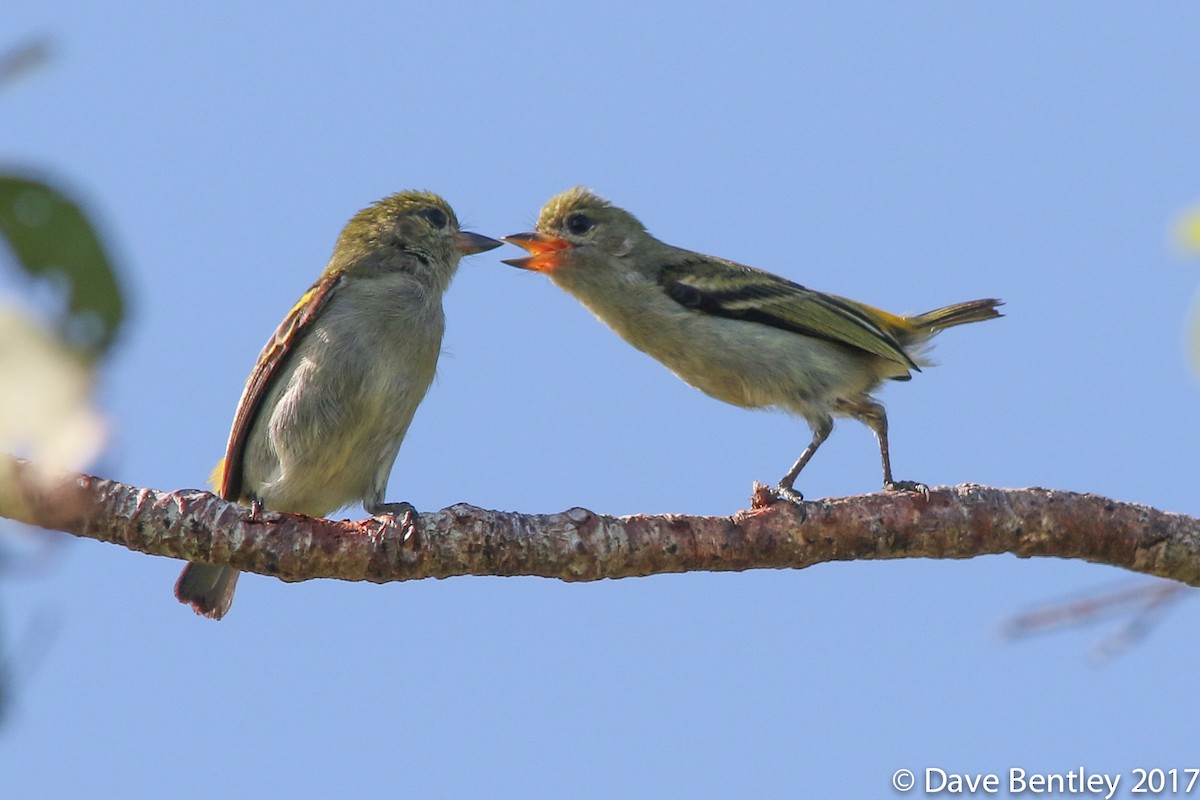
[2, 455, 1199, 587]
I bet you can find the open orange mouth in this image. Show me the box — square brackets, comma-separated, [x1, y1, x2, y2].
[501, 232, 573, 271]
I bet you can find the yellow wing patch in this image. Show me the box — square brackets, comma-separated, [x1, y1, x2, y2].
[209, 457, 226, 492]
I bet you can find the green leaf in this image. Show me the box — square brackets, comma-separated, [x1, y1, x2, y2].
[0, 175, 124, 357]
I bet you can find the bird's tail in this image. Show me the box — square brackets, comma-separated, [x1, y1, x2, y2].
[175, 563, 239, 620]
[908, 298, 1004, 333]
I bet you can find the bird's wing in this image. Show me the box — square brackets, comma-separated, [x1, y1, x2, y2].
[659, 258, 917, 369]
[216, 272, 344, 501]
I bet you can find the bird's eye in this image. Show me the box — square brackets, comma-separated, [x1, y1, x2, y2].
[565, 213, 595, 235]
[419, 208, 448, 229]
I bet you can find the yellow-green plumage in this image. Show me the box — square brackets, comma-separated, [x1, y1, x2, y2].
[175, 191, 500, 619]
[504, 187, 1002, 499]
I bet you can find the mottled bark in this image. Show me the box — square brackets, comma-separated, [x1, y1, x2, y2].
[2, 456, 1199, 587]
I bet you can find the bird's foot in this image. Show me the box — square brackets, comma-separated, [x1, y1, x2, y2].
[885, 480, 930, 499]
[371, 501, 419, 542]
[245, 498, 282, 523]
[758, 483, 807, 521]
[773, 485, 805, 504]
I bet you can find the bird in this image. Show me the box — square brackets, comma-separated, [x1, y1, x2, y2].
[175, 191, 501, 619]
[502, 187, 1001, 503]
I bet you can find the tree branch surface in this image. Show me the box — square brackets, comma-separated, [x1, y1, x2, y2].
[2, 456, 1199, 587]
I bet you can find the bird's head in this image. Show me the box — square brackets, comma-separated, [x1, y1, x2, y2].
[329, 191, 500, 287]
[502, 187, 650, 275]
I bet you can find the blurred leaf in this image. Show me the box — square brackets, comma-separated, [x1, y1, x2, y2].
[0, 307, 106, 473]
[1176, 206, 1200, 256]
[0, 175, 124, 357]
[1171, 205, 1200, 376]
[0, 39, 50, 89]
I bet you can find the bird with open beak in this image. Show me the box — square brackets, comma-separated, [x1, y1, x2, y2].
[503, 186, 1001, 502]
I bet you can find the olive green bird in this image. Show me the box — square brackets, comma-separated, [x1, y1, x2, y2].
[503, 187, 1001, 501]
[176, 191, 501, 619]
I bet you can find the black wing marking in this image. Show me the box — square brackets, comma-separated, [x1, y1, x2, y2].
[659, 258, 916, 369]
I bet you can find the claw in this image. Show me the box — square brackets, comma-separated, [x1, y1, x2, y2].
[400, 507, 417, 543]
[369, 501, 420, 543]
[886, 480, 930, 500]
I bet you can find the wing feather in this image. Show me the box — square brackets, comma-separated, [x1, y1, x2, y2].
[659, 259, 917, 369]
[216, 272, 344, 500]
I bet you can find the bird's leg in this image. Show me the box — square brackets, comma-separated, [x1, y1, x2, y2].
[365, 499, 419, 543]
[775, 416, 833, 503]
[849, 400, 929, 497]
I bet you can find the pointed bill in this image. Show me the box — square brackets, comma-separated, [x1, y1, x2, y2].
[501, 232, 573, 271]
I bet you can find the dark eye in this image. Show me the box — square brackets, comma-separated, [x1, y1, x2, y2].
[566, 213, 595, 235]
[419, 207, 448, 229]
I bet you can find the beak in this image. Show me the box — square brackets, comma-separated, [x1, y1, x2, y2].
[455, 230, 504, 256]
[500, 232, 573, 271]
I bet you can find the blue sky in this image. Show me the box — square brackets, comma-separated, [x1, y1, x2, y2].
[3, 3, 1199, 798]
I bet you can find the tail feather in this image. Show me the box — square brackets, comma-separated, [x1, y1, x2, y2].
[909, 298, 1003, 333]
[175, 563, 240, 620]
